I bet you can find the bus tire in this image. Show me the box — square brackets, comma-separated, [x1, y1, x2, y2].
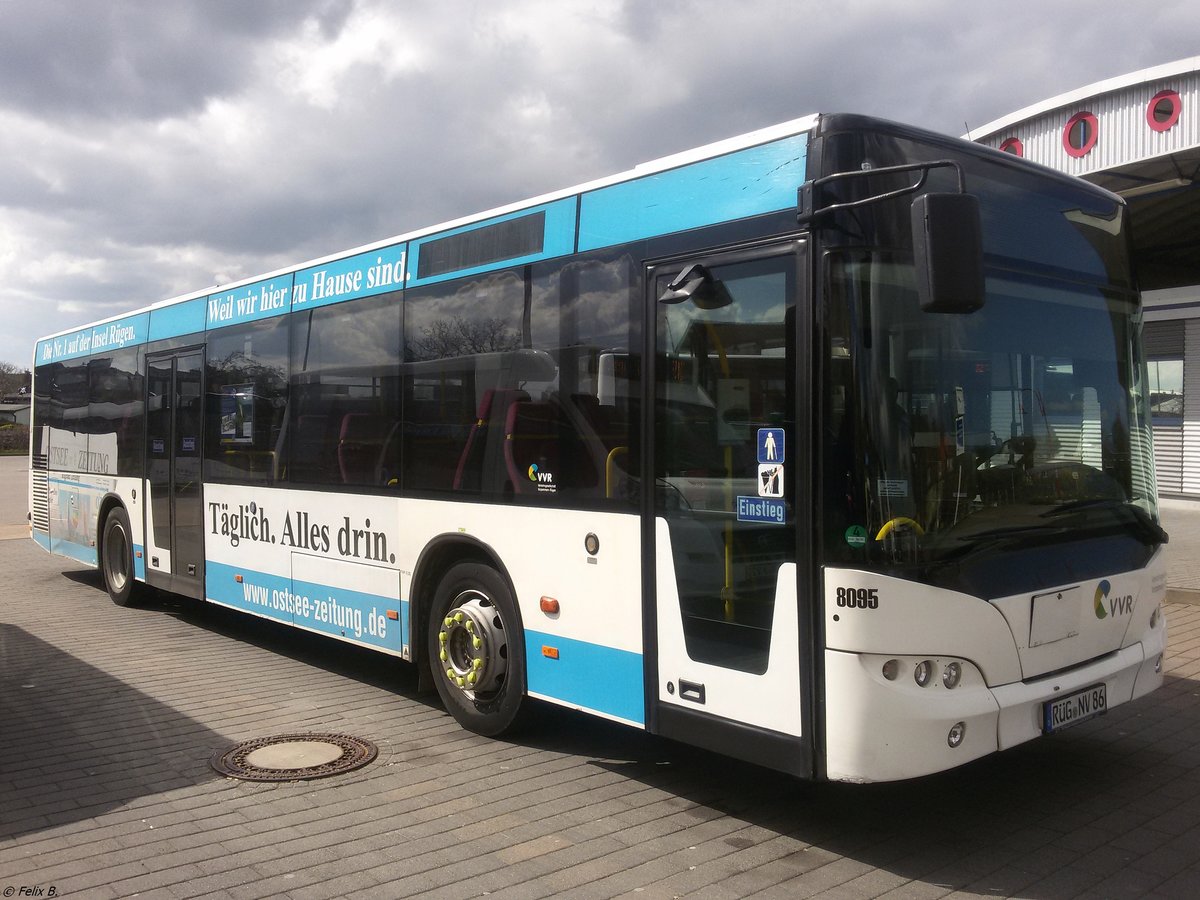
[101, 507, 137, 607]
[428, 561, 526, 737]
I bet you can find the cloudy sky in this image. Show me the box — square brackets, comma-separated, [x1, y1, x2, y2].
[2, 0, 1197, 368]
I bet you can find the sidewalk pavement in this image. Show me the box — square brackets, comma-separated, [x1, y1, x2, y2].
[3, 453, 1200, 898]
[1157, 497, 1200, 601]
[4, 537, 1200, 899]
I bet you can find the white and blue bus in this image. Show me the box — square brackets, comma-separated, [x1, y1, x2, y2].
[30, 114, 1168, 781]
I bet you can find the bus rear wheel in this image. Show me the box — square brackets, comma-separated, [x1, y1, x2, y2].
[428, 562, 526, 737]
[101, 507, 137, 607]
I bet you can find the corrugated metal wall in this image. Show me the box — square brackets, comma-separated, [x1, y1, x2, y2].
[1145, 320, 1187, 495]
[976, 70, 1200, 175]
[1182, 319, 1200, 495]
[1154, 426, 1184, 493]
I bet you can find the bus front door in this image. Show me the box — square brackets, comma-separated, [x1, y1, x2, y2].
[649, 242, 811, 776]
[144, 349, 205, 599]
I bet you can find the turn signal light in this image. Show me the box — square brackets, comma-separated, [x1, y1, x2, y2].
[914, 660, 933, 688]
[540, 597, 560, 615]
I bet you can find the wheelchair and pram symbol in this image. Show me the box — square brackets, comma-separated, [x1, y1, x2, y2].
[757, 428, 785, 499]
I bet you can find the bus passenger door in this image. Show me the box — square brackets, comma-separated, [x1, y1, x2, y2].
[649, 242, 811, 776]
[144, 349, 205, 599]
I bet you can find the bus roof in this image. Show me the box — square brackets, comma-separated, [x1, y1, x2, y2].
[35, 114, 819, 361]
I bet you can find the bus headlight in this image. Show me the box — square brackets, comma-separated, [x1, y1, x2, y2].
[943, 661, 962, 689]
[948, 722, 966, 748]
[914, 660, 933, 688]
[866, 654, 979, 690]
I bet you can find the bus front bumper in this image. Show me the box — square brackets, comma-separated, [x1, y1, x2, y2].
[823, 633, 1165, 783]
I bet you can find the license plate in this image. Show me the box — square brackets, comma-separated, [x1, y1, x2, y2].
[1043, 684, 1107, 733]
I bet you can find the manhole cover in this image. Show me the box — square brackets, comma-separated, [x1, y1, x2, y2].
[211, 733, 378, 782]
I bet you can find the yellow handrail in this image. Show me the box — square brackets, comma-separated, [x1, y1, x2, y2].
[875, 516, 925, 541]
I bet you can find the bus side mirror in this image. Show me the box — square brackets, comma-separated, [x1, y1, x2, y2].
[659, 263, 732, 310]
[911, 192, 985, 314]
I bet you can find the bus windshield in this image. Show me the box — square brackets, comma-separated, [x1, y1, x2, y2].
[820, 133, 1161, 597]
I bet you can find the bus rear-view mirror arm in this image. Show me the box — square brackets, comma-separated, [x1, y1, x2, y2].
[798, 159, 985, 315]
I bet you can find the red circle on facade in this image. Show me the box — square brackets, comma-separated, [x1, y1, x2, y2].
[998, 137, 1024, 157]
[1063, 111, 1099, 158]
[1147, 89, 1182, 132]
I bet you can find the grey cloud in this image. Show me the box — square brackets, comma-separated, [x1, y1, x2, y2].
[0, 0, 351, 122]
[3, 0, 1200, 367]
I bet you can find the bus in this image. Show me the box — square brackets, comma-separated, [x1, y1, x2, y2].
[29, 113, 1168, 782]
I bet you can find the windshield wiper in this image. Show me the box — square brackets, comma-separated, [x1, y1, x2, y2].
[926, 522, 1072, 563]
[957, 523, 1071, 543]
[1040, 498, 1169, 544]
[1040, 498, 1123, 517]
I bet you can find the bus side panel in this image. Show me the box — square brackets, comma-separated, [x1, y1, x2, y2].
[201, 485, 646, 725]
[398, 500, 646, 728]
[203, 483, 407, 656]
[44, 472, 144, 574]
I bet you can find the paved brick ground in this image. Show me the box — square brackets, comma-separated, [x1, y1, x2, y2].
[1161, 499, 1200, 596]
[3, 478, 1200, 897]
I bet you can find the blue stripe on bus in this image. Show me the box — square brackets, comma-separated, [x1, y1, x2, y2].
[49, 535, 97, 567]
[47, 475, 108, 491]
[149, 297, 207, 342]
[34, 529, 143, 579]
[204, 275, 295, 329]
[206, 560, 407, 653]
[292, 243, 408, 312]
[407, 197, 577, 288]
[525, 630, 645, 725]
[36, 311, 151, 365]
[577, 133, 809, 252]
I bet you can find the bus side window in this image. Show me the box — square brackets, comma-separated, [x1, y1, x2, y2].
[528, 253, 642, 504]
[336, 412, 390, 484]
[503, 397, 600, 496]
[287, 291, 401, 487]
[205, 316, 289, 485]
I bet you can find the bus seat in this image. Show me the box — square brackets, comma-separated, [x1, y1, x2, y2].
[375, 421, 402, 486]
[504, 400, 560, 494]
[337, 413, 387, 484]
[453, 388, 529, 491]
[293, 414, 329, 480]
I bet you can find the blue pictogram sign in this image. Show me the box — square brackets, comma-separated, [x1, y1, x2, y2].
[757, 427, 785, 464]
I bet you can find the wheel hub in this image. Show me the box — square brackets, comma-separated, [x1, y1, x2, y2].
[438, 592, 508, 697]
[105, 524, 128, 590]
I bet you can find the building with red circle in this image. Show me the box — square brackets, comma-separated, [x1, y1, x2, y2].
[971, 58, 1200, 496]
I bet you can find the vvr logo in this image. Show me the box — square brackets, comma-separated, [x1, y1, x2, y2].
[527, 463, 554, 485]
[1094, 579, 1134, 619]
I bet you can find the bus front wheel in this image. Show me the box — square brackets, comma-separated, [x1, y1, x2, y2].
[427, 562, 526, 737]
[101, 507, 137, 607]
